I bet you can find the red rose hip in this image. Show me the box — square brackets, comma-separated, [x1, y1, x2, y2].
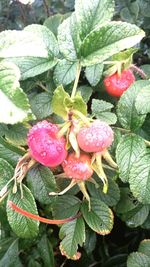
[27, 120, 67, 167]
[77, 120, 114, 153]
[104, 69, 135, 97]
[62, 152, 93, 180]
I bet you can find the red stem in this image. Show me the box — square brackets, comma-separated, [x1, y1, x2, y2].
[8, 201, 80, 224]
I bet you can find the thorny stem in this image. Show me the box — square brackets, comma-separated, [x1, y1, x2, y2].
[131, 64, 147, 79]
[8, 201, 81, 224]
[71, 62, 81, 99]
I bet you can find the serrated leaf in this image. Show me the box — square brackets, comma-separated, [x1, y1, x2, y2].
[77, 86, 93, 103]
[3, 24, 58, 58]
[54, 60, 78, 86]
[52, 85, 70, 119]
[85, 64, 103, 86]
[0, 61, 33, 124]
[81, 198, 114, 235]
[27, 165, 57, 205]
[9, 57, 58, 81]
[127, 252, 150, 267]
[129, 152, 150, 204]
[135, 83, 150, 115]
[121, 204, 149, 228]
[0, 24, 59, 79]
[0, 239, 22, 267]
[52, 195, 80, 219]
[117, 80, 148, 131]
[80, 22, 145, 66]
[7, 185, 39, 238]
[5, 123, 29, 146]
[30, 92, 53, 120]
[59, 217, 85, 260]
[74, 0, 115, 42]
[58, 17, 77, 61]
[116, 134, 146, 182]
[0, 158, 14, 194]
[0, 137, 23, 167]
[138, 239, 150, 257]
[37, 235, 55, 267]
[91, 99, 117, 124]
[87, 178, 120, 207]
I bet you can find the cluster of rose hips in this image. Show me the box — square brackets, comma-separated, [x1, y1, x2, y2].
[27, 117, 117, 210]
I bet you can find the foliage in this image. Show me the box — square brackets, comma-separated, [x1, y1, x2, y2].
[0, 0, 150, 267]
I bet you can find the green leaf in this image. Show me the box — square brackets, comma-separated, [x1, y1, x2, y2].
[0, 24, 59, 79]
[129, 152, 150, 204]
[0, 239, 22, 267]
[59, 217, 85, 260]
[0, 158, 14, 196]
[116, 134, 146, 182]
[44, 13, 70, 37]
[77, 86, 93, 103]
[84, 228, 96, 255]
[87, 178, 120, 207]
[52, 195, 81, 219]
[120, 2, 140, 24]
[117, 80, 148, 131]
[85, 64, 103, 86]
[5, 123, 29, 146]
[37, 235, 55, 267]
[91, 99, 117, 124]
[138, 239, 150, 257]
[116, 188, 138, 214]
[9, 57, 58, 81]
[74, 0, 115, 42]
[52, 85, 70, 119]
[0, 61, 33, 124]
[27, 165, 57, 205]
[30, 92, 53, 120]
[81, 198, 114, 235]
[7, 185, 39, 238]
[127, 252, 150, 267]
[135, 83, 150, 115]
[52, 86, 87, 119]
[80, 22, 145, 66]
[58, 17, 77, 61]
[54, 59, 78, 86]
[121, 204, 149, 228]
[72, 92, 87, 116]
[0, 137, 23, 167]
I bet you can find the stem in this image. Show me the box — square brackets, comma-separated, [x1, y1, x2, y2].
[8, 201, 80, 224]
[43, 0, 50, 17]
[131, 64, 147, 79]
[71, 62, 81, 99]
[37, 82, 48, 92]
[144, 140, 150, 146]
[72, 110, 91, 126]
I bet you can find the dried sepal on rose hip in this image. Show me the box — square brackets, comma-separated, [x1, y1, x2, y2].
[27, 120, 67, 167]
[77, 120, 117, 192]
[49, 152, 93, 210]
[104, 69, 135, 97]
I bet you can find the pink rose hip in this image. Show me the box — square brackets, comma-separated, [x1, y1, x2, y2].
[62, 152, 93, 181]
[27, 120, 67, 167]
[77, 120, 114, 153]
